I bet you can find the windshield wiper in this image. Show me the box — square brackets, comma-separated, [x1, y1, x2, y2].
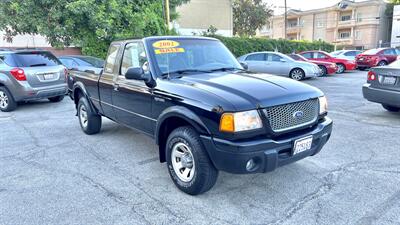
[209, 67, 246, 72]
[161, 69, 212, 78]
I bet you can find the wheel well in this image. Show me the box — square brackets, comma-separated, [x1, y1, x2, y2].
[378, 60, 388, 64]
[157, 116, 193, 163]
[73, 88, 84, 107]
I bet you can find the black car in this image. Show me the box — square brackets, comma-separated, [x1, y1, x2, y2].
[58, 55, 104, 74]
[67, 36, 333, 195]
[363, 60, 400, 112]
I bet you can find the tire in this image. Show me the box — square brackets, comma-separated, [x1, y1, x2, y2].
[289, 68, 305, 81]
[48, 95, 64, 102]
[166, 126, 218, 195]
[377, 61, 387, 67]
[318, 65, 327, 76]
[382, 104, 400, 112]
[336, 63, 345, 74]
[0, 86, 17, 112]
[77, 97, 102, 135]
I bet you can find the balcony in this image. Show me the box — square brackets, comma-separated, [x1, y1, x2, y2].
[338, 19, 356, 27]
[286, 24, 302, 34]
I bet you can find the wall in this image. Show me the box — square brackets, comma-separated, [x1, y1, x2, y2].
[392, 5, 400, 47]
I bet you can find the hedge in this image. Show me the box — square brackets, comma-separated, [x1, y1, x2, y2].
[209, 35, 335, 57]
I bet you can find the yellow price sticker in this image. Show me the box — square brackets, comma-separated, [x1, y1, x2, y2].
[155, 48, 185, 54]
[153, 40, 180, 49]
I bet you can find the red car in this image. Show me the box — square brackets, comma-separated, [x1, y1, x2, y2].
[355, 48, 400, 70]
[288, 54, 338, 76]
[299, 50, 356, 74]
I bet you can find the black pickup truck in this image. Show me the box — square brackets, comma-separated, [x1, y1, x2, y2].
[68, 36, 333, 195]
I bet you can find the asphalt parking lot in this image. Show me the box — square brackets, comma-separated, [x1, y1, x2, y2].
[1, 70, 399, 225]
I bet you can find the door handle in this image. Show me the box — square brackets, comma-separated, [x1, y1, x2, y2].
[113, 84, 120, 91]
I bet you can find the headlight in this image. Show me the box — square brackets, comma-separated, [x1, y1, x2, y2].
[220, 110, 263, 132]
[319, 96, 328, 115]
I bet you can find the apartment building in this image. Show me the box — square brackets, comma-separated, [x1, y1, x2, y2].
[391, 5, 400, 47]
[174, 0, 233, 36]
[259, 0, 390, 50]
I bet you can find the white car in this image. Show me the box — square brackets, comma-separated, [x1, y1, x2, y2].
[330, 50, 362, 61]
[238, 52, 321, 81]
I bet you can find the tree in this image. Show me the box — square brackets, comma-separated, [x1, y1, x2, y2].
[232, 0, 272, 37]
[0, 0, 189, 58]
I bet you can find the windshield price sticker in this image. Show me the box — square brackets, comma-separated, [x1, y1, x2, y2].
[155, 48, 185, 54]
[153, 40, 180, 49]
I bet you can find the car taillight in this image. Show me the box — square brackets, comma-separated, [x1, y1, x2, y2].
[368, 71, 377, 81]
[10, 68, 26, 81]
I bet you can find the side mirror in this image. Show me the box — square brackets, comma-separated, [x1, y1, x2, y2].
[125, 67, 150, 82]
[240, 62, 249, 70]
[280, 58, 287, 62]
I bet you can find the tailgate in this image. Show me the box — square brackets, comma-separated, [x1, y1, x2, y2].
[23, 66, 66, 88]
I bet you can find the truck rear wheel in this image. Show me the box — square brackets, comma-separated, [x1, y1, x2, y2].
[0, 87, 17, 112]
[77, 97, 102, 135]
[166, 126, 218, 195]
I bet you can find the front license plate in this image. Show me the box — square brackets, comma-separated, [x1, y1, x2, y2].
[293, 136, 313, 155]
[44, 74, 55, 80]
[381, 76, 396, 85]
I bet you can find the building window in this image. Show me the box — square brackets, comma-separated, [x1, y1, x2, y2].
[355, 30, 361, 40]
[339, 31, 351, 39]
[356, 13, 362, 22]
[316, 20, 324, 28]
[341, 15, 351, 21]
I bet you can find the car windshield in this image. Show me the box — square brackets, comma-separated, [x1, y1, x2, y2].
[150, 39, 242, 76]
[289, 54, 308, 61]
[362, 49, 381, 55]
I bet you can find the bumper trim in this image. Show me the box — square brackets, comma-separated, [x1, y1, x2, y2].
[201, 117, 333, 174]
[362, 84, 400, 107]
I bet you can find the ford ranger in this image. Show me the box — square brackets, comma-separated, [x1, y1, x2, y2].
[68, 36, 333, 195]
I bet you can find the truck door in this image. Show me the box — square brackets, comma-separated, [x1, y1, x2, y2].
[98, 44, 121, 120]
[111, 41, 154, 135]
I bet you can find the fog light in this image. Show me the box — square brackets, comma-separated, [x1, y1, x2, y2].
[246, 159, 256, 171]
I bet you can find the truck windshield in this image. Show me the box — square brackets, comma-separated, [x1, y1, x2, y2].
[150, 39, 243, 76]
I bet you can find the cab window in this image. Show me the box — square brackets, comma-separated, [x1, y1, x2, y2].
[120, 42, 147, 76]
[104, 44, 120, 73]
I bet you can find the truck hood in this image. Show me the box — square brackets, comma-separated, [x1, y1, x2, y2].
[169, 72, 323, 111]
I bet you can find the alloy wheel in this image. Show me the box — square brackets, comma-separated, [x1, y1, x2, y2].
[0, 91, 9, 109]
[79, 104, 88, 128]
[291, 69, 304, 81]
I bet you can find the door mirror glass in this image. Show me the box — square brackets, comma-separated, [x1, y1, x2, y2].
[125, 67, 146, 80]
[240, 62, 249, 70]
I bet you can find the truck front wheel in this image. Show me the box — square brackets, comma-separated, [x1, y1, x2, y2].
[77, 97, 102, 135]
[166, 126, 218, 195]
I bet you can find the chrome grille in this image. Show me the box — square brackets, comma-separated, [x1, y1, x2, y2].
[263, 99, 319, 133]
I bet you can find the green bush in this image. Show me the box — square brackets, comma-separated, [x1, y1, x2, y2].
[210, 35, 334, 57]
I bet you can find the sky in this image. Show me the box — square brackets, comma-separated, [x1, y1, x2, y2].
[265, 0, 366, 15]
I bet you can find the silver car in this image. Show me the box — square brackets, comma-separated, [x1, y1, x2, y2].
[0, 50, 67, 112]
[238, 51, 321, 80]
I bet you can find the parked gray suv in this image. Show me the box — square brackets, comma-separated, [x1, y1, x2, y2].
[0, 50, 67, 112]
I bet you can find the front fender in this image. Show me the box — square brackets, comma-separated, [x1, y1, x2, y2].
[72, 81, 98, 114]
[155, 106, 211, 145]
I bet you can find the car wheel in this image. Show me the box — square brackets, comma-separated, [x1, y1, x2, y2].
[0, 87, 17, 112]
[336, 64, 345, 73]
[166, 126, 218, 195]
[77, 97, 102, 135]
[48, 95, 64, 102]
[318, 65, 327, 76]
[377, 61, 387, 67]
[382, 104, 400, 112]
[289, 68, 305, 81]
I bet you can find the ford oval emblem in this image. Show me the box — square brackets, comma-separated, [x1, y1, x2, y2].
[293, 111, 304, 120]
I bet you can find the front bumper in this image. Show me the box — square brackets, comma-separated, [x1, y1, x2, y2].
[201, 117, 333, 174]
[362, 84, 400, 107]
[327, 66, 338, 74]
[345, 63, 357, 71]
